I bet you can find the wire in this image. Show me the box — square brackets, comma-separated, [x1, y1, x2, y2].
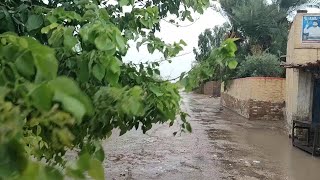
[161, 18, 201, 28]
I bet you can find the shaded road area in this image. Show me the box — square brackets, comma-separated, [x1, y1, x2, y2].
[104, 92, 320, 180]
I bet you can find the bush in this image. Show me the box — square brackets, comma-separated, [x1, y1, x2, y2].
[237, 53, 284, 78]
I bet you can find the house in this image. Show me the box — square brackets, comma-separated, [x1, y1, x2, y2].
[284, 10, 320, 133]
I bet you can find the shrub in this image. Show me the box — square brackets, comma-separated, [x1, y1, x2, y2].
[237, 53, 284, 78]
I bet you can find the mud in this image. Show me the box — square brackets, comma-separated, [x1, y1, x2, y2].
[103, 92, 320, 180]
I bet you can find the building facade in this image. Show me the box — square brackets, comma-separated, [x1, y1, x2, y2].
[284, 11, 320, 133]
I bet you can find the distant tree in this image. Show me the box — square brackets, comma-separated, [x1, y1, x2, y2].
[193, 23, 230, 62]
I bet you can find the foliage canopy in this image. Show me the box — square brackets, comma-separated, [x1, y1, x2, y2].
[237, 53, 284, 78]
[218, 0, 310, 56]
[183, 38, 239, 91]
[0, 0, 210, 179]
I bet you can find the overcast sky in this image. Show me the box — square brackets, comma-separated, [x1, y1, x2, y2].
[123, 3, 320, 80]
[123, 7, 226, 80]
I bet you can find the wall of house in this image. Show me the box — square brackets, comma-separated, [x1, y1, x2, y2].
[221, 77, 286, 121]
[286, 13, 320, 65]
[285, 12, 319, 133]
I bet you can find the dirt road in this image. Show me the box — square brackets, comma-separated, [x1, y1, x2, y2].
[104, 92, 320, 180]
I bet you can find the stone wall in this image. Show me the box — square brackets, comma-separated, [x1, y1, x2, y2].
[221, 77, 286, 121]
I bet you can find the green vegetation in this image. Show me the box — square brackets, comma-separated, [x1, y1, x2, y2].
[193, 23, 231, 62]
[237, 53, 284, 78]
[183, 38, 239, 91]
[185, 0, 317, 89]
[219, 0, 309, 56]
[0, 0, 210, 179]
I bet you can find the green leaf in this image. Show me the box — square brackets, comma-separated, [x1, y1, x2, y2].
[48, 77, 94, 121]
[26, 15, 43, 32]
[64, 27, 78, 50]
[20, 162, 40, 180]
[105, 70, 120, 86]
[88, 159, 105, 180]
[147, 43, 154, 53]
[24, 37, 58, 82]
[147, 67, 153, 76]
[94, 34, 116, 52]
[30, 84, 54, 111]
[92, 64, 105, 81]
[41, 23, 59, 34]
[43, 166, 64, 180]
[140, 19, 149, 28]
[228, 59, 238, 70]
[154, 69, 160, 75]
[105, 58, 121, 86]
[221, 38, 238, 57]
[49, 23, 59, 29]
[57, 128, 75, 146]
[93, 147, 105, 162]
[77, 153, 90, 171]
[0, 140, 28, 178]
[99, 9, 109, 20]
[48, 28, 64, 46]
[115, 32, 126, 53]
[77, 59, 90, 83]
[47, 15, 57, 23]
[15, 51, 36, 79]
[57, 93, 87, 121]
[20, 161, 63, 180]
[149, 85, 163, 97]
[179, 40, 187, 46]
[0, 87, 9, 100]
[109, 58, 121, 74]
[1, 8, 15, 31]
[66, 169, 86, 179]
[186, 122, 192, 133]
[19, 38, 28, 48]
[121, 86, 144, 116]
[119, 0, 130, 6]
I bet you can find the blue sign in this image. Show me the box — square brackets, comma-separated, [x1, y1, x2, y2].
[302, 16, 320, 43]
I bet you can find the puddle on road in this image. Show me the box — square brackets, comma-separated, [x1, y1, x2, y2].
[239, 126, 320, 180]
[207, 110, 320, 180]
[185, 93, 320, 180]
[104, 93, 320, 180]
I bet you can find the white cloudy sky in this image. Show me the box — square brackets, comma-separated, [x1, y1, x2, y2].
[123, 2, 320, 80]
[123, 7, 227, 80]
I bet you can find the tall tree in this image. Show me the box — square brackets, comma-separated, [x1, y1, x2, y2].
[218, 0, 310, 56]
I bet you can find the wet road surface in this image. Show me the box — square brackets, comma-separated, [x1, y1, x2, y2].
[104, 92, 320, 180]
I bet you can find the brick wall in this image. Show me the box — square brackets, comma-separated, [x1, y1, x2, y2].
[203, 81, 221, 96]
[194, 83, 204, 94]
[195, 81, 221, 97]
[221, 77, 286, 121]
[221, 92, 250, 118]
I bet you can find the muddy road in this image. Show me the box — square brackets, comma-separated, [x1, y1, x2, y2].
[103, 92, 320, 180]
